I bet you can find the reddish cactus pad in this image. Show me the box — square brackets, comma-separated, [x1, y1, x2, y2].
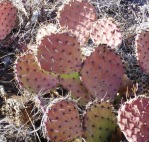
[58, 0, 97, 45]
[37, 32, 82, 74]
[60, 72, 91, 105]
[81, 45, 124, 101]
[135, 30, 149, 74]
[43, 99, 83, 141]
[117, 96, 149, 142]
[14, 51, 59, 94]
[0, 1, 17, 40]
[90, 19, 122, 48]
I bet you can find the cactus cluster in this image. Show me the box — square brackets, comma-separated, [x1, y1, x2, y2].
[0, 0, 148, 142]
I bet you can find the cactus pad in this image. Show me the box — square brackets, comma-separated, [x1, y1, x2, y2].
[37, 33, 82, 74]
[60, 72, 91, 105]
[81, 45, 124, 101]
[83, 101, 117, 142]
[135, 30, 149, 74]
[90, 19, 122, 48]
[117, 96, 149, 142]
[14, 51, 59, 94]
[43, 99, 83, 141]
[58, 0, 97, 44]
[0, 1, 17, 40]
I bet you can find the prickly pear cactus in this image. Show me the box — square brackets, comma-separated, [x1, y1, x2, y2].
[0, 1, 17, 40]
[37, 32, 82, 74]
[135, 30, 149, 74]
[90, 19, 122, 48]
[117, 96, 149, 142]
[43, 98, 83, 142]
[14, 51, 59, 94]
[58, 0, 97, 45]
[60, 72, 91, 105]
[83, 101, 117, 142]
[37, 32, 90, 104]
[81, 45, 124, 101]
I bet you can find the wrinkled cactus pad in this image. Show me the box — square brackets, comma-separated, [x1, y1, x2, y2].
[0, 1, 17, 40]
[83, 101, 117, 142]
[81, 45, 124, 101]
[43, 98, 83, 141]
[117, 96, 149, 142]
[58, 0, 97, 44]
[135, 30, 149, 74]
[37, 32, 82, 74]
[60, 72, 91, 105]
[90, 19, 122, 48]
[14, 51, 59, 94]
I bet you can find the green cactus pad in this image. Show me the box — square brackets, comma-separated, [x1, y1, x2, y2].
[60, 72, 91, 105]
[80, 45, 124, 101]
[37, 32, 82, 74]
[58, 0, 97, 45]
[0, 1, 17, 40]
[117, 96, 149, 142]
[14, 51, 59, 94]
[43, 98, 83, 141]
[135, 30, 149, 74]
[83, 101, 117, 142]
[90, 19, 122, 48]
